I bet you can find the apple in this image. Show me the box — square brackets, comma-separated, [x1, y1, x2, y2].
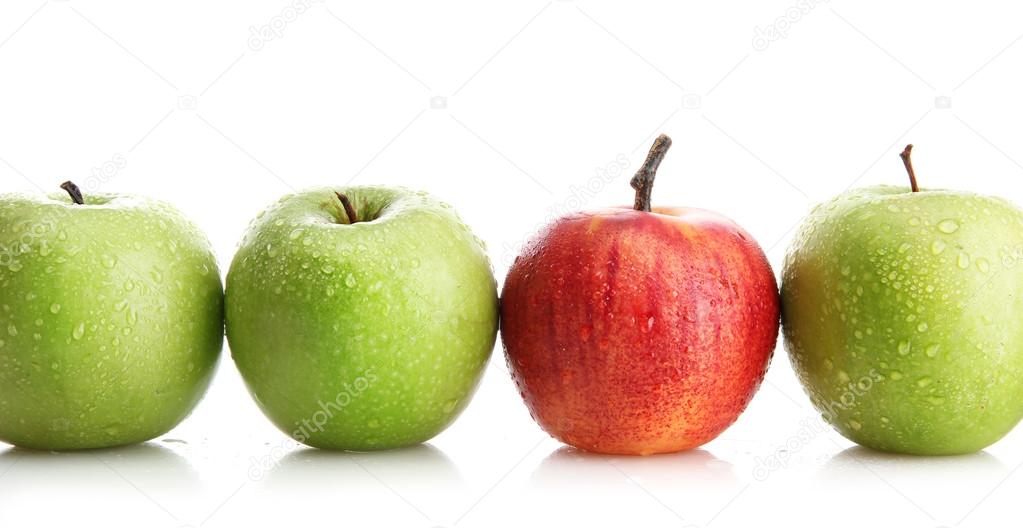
[0, 182, 223, 450]
[782, 145, 1023, 455]
[501, 135, 780, 456]
[226, 186, 498, 450]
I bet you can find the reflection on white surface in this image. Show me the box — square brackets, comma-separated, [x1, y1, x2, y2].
[229, 443, 471, 525]
[265, 443, 465, 489]
[533, 445, 738, 488]
[820, 445, 1007, 482]
[517, 446, 742, 527]
[0, 442, 201, 526]
[0, 442, 198, 492]
[815, 446, 1010, 524]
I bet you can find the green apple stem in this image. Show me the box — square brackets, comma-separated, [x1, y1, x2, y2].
[60, 181, 85, 205]
[631, 134, 672, 212]
[900, 144, 919, 193]
[335, 192, 359, 224]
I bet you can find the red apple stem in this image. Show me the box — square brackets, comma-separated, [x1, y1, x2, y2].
[631, 134, 672, 212]
[60, 181, 85, 205]
[335, 192, 359, 224]
[900, 144, 919, 193]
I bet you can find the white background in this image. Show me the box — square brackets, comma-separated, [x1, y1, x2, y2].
[1, 0, 1022, 526]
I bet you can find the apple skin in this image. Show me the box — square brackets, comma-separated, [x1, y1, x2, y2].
[782, 185, 1023, 455]
[501, 207, 779, 455]
[0, 192, 223, 450]
[226, 186, 498, 451]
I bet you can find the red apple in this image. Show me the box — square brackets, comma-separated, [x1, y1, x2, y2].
[501, 135, 779, 455]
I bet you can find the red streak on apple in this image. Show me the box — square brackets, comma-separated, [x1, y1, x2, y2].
[501, 205, 779, 455]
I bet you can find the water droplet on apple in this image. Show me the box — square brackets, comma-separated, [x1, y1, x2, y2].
[925, 344, 940, 357]
[837, 371, 850, 383]
[72, 323, 85, 340]
[916, 377, 933, 388]
[49, 303, 61, 314]
[848, 420, 862, 430]
[976, 258, 990, 274]
[101, 254, 117, 269]
[897, 341, 912, 355]
[957, 252, 970, 269]
[937, 219, 960, 233]
[889, 371, 904, 380]
[344, 274, 357, 288]
[930, 240, 947, 255]
[927, 396, 945, 405]
[0, 339, 5, 348]
[289, 228, 304, 240]
[908, 217, 921, 226]
[917, 322, 929, 332]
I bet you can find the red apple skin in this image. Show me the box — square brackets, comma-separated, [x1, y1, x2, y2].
[501, 206, 779, 455]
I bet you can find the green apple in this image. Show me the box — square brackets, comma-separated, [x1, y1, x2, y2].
[226, 186, 498, 450]
[0, 182, 223, 450]
[782, 146, 1023, 455]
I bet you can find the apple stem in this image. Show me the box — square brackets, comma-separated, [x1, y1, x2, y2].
[60, 181, 85, 205]
[631, 134, 672, 212]
[900, 144, 919, 193]
[335, 192, 359, 224]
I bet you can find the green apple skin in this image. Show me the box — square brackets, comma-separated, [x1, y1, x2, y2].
[226, 186, 498, 451]
[783, 185, 1023, 455]
[0, 192, 223, 450]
